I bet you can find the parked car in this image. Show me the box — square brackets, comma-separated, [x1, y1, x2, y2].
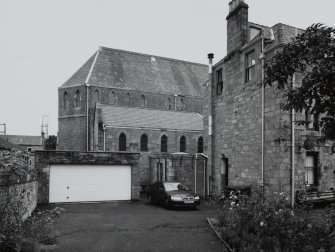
[146, 181, 200, 209]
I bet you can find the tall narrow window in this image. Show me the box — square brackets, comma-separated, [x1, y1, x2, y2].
[161, 135, 168, 152]
[305, 109, 319, 131]
[197, 137, 204, 153]
[180, 136, 186, 152]
[166, 98, 172, 110]
[125, 93, 131, 106]
[63, 92, 69, 113]
[216, 69, 223, 95]
[178, 98, 184, 111]
[93, 90, 100, 104]
[245, 51, 256, 82]
[119, 133, 127, 151]
[139, 95, 146, 107]
[109, 91, 116, 105]
[305, 152, 319, 186]
[74, 90, 80, 108]
[140, 134, 148, 152]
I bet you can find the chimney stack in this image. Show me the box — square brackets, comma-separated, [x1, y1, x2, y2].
[226, 0, 249, 54]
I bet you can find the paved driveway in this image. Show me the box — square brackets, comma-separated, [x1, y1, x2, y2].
[44, 199, 224, 252]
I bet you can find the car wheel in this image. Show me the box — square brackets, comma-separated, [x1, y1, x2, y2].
[147, 195, 153, 204]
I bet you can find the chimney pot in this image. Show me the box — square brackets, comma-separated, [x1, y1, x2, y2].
[208, 53, 214, 60]
[229, 1, 233, 12]
[240, 0, 245, 3]
[232, 0, 236, 9]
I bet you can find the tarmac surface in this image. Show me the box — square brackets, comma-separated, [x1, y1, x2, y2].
[42, 198, 224, 252]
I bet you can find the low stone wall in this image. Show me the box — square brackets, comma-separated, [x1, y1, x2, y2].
[35, 150, 140, 204]
[0, 180, 38, 220]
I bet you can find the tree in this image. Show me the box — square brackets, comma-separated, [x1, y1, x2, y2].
[44, 135, 57, 150]
[264, 23, 335, 152]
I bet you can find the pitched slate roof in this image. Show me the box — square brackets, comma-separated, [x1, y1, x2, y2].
[99, 104, 203, 132]
[61, 47, 208, 97]
[2, 135, 42, 146]
[0, 137, 25, 151]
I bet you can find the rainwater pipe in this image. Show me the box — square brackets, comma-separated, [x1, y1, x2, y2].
[291, 28, 298, 207]
[194, 153, 198, 193]
[260, 36, 265, 191]
[84, 48, 100, 151]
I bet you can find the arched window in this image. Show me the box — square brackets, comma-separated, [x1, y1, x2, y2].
[139, 95, 146, 107]
[119, 133, 127, 151]
[93, 90, 100, 104]
[161, 135, 168, 152]
[63, 92, 69, 112]
[125, 93, 131, 106]
[109, 91, 116, 105]
[74, 90, 80, 108]
[180, 136, 186, 152]
[166, 98, 172, 110]
[197, 137, 203, 153]
[140, 134, 148, 152]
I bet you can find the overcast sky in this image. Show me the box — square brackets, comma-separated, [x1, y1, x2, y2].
[0, 0, 334, 137]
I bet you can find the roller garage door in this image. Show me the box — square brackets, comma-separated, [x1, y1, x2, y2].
[49, 164, 131, 203]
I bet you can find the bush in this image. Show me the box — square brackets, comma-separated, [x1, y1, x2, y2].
[216, 186, 335, 252]
[0, 191, 64, 252]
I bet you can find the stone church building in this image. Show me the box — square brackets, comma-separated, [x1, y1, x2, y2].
[204, 0, 335, 199]
[57, 47, 207, 190]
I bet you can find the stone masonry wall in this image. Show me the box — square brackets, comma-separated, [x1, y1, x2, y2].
[35, 150, 140, 204]
[58, 85, 203, 151]
[0, 181, 38, 220]
[103, 127, 204, 186]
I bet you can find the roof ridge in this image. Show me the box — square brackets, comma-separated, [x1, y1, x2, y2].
[99, 46, 207, 67]
[99, 103, 203, 117]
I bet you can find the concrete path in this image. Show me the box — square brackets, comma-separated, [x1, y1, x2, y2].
[43, 200, 224, 252]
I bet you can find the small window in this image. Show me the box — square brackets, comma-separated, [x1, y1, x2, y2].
[197, 137, 203, 153]
[125, 93, 131, 106]
[63, 92, 69, 112]
[245, 51, 256, 82]
[109, 91, 116, 105]
[180, 136, 186, 152]
[305, 110, 319, 131]
[74, 90, 81, 108]
[93, 90, 100, 104]
[216, 69, 223, 95]
[140, 134, 148, 152]
[119, 133, 127, 151]
[27, 147, 32, 152]
[161, 135, 168, 152]
[139, 95, 146, 107]
[305, 152, 319, 186]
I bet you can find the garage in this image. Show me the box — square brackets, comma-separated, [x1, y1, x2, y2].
[49, 164, 132, 203]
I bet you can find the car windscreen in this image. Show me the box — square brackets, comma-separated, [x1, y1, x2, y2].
[164, 183, 188, 192]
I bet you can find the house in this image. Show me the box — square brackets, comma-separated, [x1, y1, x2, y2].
[42, 47, 208, 203]
[1, 134, 44, 152]
[204, 0, 335, 199]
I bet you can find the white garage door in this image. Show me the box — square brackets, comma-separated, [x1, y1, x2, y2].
[49, 164, 131, 203]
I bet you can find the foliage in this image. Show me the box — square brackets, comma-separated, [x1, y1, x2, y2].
[0, 189, 64, 252]
[44, 135, 57, 151]
[0, 149, 63, 251]
[0, 150, 34, 185]
[216, 186, 335, 252]
[264, 23, 335, 152]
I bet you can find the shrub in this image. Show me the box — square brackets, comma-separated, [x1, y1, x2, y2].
[216, 186, 335, 252]
[0, 191, 64, 252]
